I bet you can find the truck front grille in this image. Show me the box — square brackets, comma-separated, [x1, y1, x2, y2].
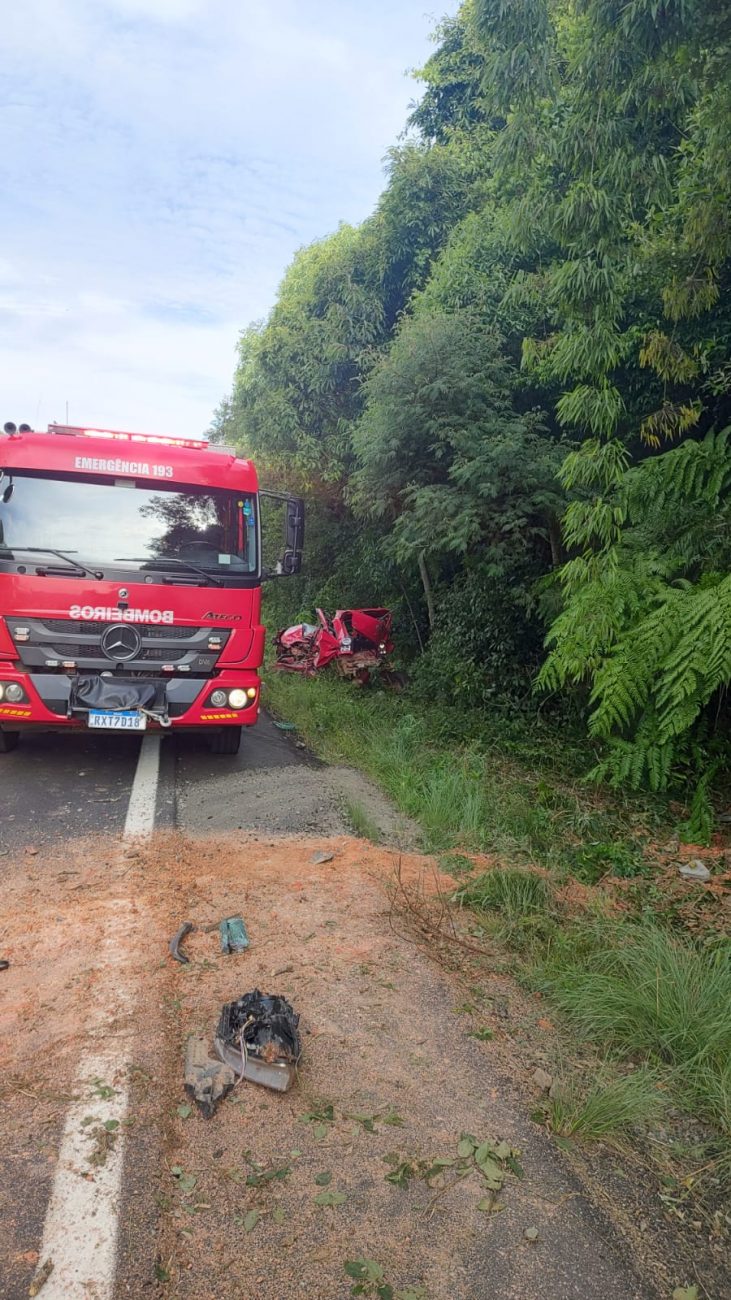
[7, 618, 230, 677]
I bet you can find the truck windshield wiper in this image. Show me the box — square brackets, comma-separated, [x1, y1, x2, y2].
[114, 556, 225, 587]
[0, 546, 103, 579]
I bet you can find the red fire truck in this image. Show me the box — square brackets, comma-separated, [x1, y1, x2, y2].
[0, 421, 303, 755]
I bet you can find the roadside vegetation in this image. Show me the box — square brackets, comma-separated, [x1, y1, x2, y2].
[215, 0, 731, 841]
[265, 669, 731, 1203]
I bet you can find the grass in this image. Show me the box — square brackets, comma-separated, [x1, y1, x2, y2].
[455, 867, 553, 919]
[546, 1070, 666, 1142]
[543, 924, 731, 1139]
[263, 670, 657, 863]
[343, 797, 382, 843]
[264, 669, 730, 1168]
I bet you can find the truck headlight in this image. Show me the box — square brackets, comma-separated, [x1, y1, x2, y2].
[228, 689, 248, 709]
[246, 686, 257, 699]
[4, 683, 25, 703]
[209, 689, 227, 707]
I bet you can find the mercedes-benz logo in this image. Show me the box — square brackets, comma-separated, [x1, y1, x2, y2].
[101, 623, 141, 662]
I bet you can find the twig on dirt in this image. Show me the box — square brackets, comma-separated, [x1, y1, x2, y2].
[387, 858, 497, 963]
[424, 1169, 473, 1219]
[693, 1263, 713, 1300]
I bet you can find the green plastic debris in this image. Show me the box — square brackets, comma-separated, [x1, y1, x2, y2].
[219, 915, 250, 954]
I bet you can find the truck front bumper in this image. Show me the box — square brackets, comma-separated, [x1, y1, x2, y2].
[0, 671, 260, 731]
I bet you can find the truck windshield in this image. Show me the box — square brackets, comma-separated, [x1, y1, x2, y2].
[0, 472, 258, 580]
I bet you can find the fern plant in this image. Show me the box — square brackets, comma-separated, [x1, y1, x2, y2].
[542, 428, 731, 803]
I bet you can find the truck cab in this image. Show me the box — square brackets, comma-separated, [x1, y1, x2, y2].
[0, 422, 303, 754]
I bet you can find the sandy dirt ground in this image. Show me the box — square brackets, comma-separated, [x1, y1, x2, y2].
[1, 829, 676, 1300]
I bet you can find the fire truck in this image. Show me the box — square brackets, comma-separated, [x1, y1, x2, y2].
[0, 422, 303, 755]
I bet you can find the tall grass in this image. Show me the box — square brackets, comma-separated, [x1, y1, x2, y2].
[263, 671, 643, 861]
[544, 925, 731, 1138]
[548, 1070, 666, 1142]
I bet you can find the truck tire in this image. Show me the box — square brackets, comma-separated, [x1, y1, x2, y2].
[0, 730, 20, 753]
[209, 727, 242, 756]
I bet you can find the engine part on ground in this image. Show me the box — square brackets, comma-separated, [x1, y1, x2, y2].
[219, 914, 250, 954]
[170, 921, 194, 964]
[215, 989, 301, 1093]
[273, 607, 394, 682]
[184, 1035, 236, 1118]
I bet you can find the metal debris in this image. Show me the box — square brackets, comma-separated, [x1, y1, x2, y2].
[170, 921, 194, 964]
[215, 989, 301, 1093]
[184, 1036, 235, 1118]
[219, 915, 250, 954]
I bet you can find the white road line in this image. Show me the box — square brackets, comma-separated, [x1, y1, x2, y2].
[31, 733, 164, 1298]
[123, 732, 162, 839]
[34, 1051, 130, 1300]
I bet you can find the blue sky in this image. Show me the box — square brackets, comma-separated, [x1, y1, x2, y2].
[2, 0, 446, 438]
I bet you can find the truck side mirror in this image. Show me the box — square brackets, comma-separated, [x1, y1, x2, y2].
[285, 499, 304, 556]
[259, 491, 305, 580]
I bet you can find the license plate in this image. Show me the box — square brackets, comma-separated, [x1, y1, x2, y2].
[88, 710, 147, 731]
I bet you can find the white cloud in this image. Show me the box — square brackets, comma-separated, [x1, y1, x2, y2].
[1, 0, 444, 436]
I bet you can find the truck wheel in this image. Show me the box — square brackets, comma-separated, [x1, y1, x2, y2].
[209, 727, 242, 756]
[0, 730, 20, 753]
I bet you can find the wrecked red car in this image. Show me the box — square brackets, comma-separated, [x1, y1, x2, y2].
[273, 608, 394, 683]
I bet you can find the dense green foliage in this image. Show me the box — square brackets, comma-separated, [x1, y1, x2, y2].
[219, 0, 731, 819]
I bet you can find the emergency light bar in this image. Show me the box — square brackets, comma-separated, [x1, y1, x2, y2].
[47, 424, 208, 450]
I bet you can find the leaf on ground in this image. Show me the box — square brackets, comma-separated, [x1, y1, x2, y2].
[672, 1289, 698, 1300]
[468, 1028, 494, 1041]
[313, 1124, 328, 1140]
[103, 1119, 120, 1132]
[314, 1171, 332, 1185]
[477, 1157, 504, 1190]
[524, 1226, 539, 1241]
[178, 1174, 197, 1195]
[177, 1104, 192, 1120]
[243, 1209, 259, 1233]
[457, 1138, 475, 1158]
[170, 1165, 183, 1177]
[272, 1206, 287, 1225]
[385, 1160, 416, 1188]
[477, 1197, 505, 1214]
[345, 1258, 385, 1282]
[28, 1259, 54, 1296]
[314, 1189, 347, 1206]
[382, 1111, 404, 1127]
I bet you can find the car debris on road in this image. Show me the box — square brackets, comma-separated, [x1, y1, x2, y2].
[184, 1035, 236, 1118]
[169, 921, 194, 965]
[219, 914, 250, 953]
[215, 989, 301, 1093]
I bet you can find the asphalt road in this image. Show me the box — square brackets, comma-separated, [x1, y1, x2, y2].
[0, 714, 343, 858]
